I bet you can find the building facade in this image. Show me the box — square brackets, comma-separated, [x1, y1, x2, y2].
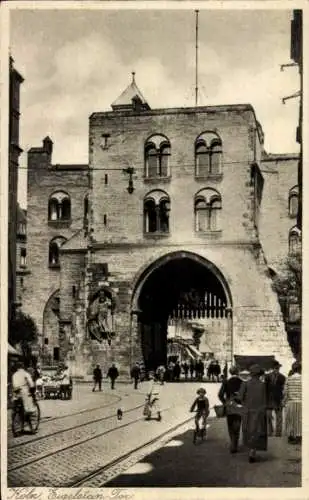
[24, 78, 299, 376]
[15, 204, 29, 308]
[8, 57, 24, 323]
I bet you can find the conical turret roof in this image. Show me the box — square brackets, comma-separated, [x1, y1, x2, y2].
[111, 73, 150, 111]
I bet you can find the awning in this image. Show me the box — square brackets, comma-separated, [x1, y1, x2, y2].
[8, 344, 22, 356]
[187, 344, 203, 358]
[234, 355, 276, 371]
[185, 347, 195, 360]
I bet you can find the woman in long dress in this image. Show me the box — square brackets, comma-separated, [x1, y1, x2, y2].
[283, 361, 302, 444]
[239, 363, 268, 462]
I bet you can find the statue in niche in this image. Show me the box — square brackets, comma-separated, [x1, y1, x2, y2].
[87, 287, 117, 345]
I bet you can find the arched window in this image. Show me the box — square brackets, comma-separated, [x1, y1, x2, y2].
[144, 190, 170, 234]
[48, 237, 67, 267]
[195, 132, 222, 177]
[145, 135, 171, 178]
[194, 188, 222, 231]
[289, 185, 299, 218]
[48, 191, 71, 221]
[289, 226, 301, 255]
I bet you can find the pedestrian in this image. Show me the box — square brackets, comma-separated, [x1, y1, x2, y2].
[12, 361, 36, 424]
[218, 366, 243, 453]
[131, 362, 141, 389]
[34, 363, 44, 399]
[107, 363, 119, 389]
[215, 360, 221, 382]
[239, 363, 268, 463]
[173, 361, 181, 382]
[189, 361, 195, 380]
[223, 361, 228, 380]
[156, 365, 166, 385]
[183, 361, 189, 380]
[265, 361, 286, 436]
[168, 360, 175, 382]
[283, 361, 302, 444]
[143, 371, 162, 421]
[92, 364, 103, 392]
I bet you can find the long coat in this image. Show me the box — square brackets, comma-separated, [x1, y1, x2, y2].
[239, 377, 268, 451]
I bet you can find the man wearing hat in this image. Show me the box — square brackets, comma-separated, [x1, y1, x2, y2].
[239, 363, 268, 462]
[265, 361, 286, 437]
[218, 366, 243, 453]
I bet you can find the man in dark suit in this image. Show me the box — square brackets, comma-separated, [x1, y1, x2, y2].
[218, 366, 243, 453]
[265, 361, 286, 437]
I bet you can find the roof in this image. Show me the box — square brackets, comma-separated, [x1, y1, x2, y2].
[60, 229, 87, 252]
[112, 74, 150, 110]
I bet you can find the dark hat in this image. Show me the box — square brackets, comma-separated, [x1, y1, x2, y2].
[229, 365, 239, 376]
[249, 364, 264, 376]
[292, 361, 301, 373]
[273, 361, 282, 368]
[197, 387, 206, 395]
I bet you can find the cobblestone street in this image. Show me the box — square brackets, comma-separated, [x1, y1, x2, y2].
[7, 381, 301, 488]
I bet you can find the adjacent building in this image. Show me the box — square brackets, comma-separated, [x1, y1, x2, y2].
[24, 76, 299, 376]
[8, 57, 24, 323]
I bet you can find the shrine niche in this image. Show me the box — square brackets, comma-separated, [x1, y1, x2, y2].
[87, 285, 118, 345]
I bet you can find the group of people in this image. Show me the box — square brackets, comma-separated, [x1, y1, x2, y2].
[216, 360, 302, 462]
[156, 359, 225, 383]
[92, 363, 120, 391]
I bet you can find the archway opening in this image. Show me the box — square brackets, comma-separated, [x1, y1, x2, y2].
[135, 253, 232, 372]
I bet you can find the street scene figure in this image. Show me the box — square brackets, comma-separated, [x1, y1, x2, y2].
[239, 364, 268, 463]
[143, 372, 162, 421]
[59, 364, 71, 400]
[156, 365, 166, 385]
[265, 361, 286, 436]
[218, 366, 243, 453]
[12, 361, 36, 414]
[107, 363, 119, 390]
[283, 361, 302, 444]
[190, 387, 209, 436]
[92, 364, 103, 392]
[130, 362, 141, 389]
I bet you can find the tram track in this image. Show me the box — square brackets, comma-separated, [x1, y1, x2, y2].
[67, 415, 194, 487]
[8, 402, 146, 471]
[8, 394, 123, 448]
[7, 403, 195, 487]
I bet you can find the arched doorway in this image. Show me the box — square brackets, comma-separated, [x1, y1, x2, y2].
[42, 290, 60, 365]
[132, 251, 232, 372]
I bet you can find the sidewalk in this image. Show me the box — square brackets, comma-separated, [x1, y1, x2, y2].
[106, 416, 301, 487]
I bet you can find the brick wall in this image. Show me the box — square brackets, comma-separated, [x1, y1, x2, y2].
[90, 106, 259, 244]
[259, 156, 299, 269]
[23, 139, 89, 354]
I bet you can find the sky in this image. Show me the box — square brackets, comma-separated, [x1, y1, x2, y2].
[10, 8, 300, 208]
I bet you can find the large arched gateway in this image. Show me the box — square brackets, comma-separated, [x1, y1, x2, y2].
[131, 251, 233, 371]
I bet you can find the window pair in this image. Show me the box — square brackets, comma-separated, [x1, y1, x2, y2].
[48, 191, 71, 221]
[144, 132, 222, 179]
[144, 188, 221, 234]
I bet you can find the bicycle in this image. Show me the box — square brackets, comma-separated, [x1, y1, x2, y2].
[192, 410, 208, 444]
[12, 389, 41, 437]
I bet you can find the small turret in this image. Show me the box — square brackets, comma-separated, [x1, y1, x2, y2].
[43, 136, 53, 156]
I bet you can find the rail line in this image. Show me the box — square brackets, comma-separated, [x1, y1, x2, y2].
[8, 402, 146, 471]
[8, 395, 123, 448]
[69, 415, 195, 487]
